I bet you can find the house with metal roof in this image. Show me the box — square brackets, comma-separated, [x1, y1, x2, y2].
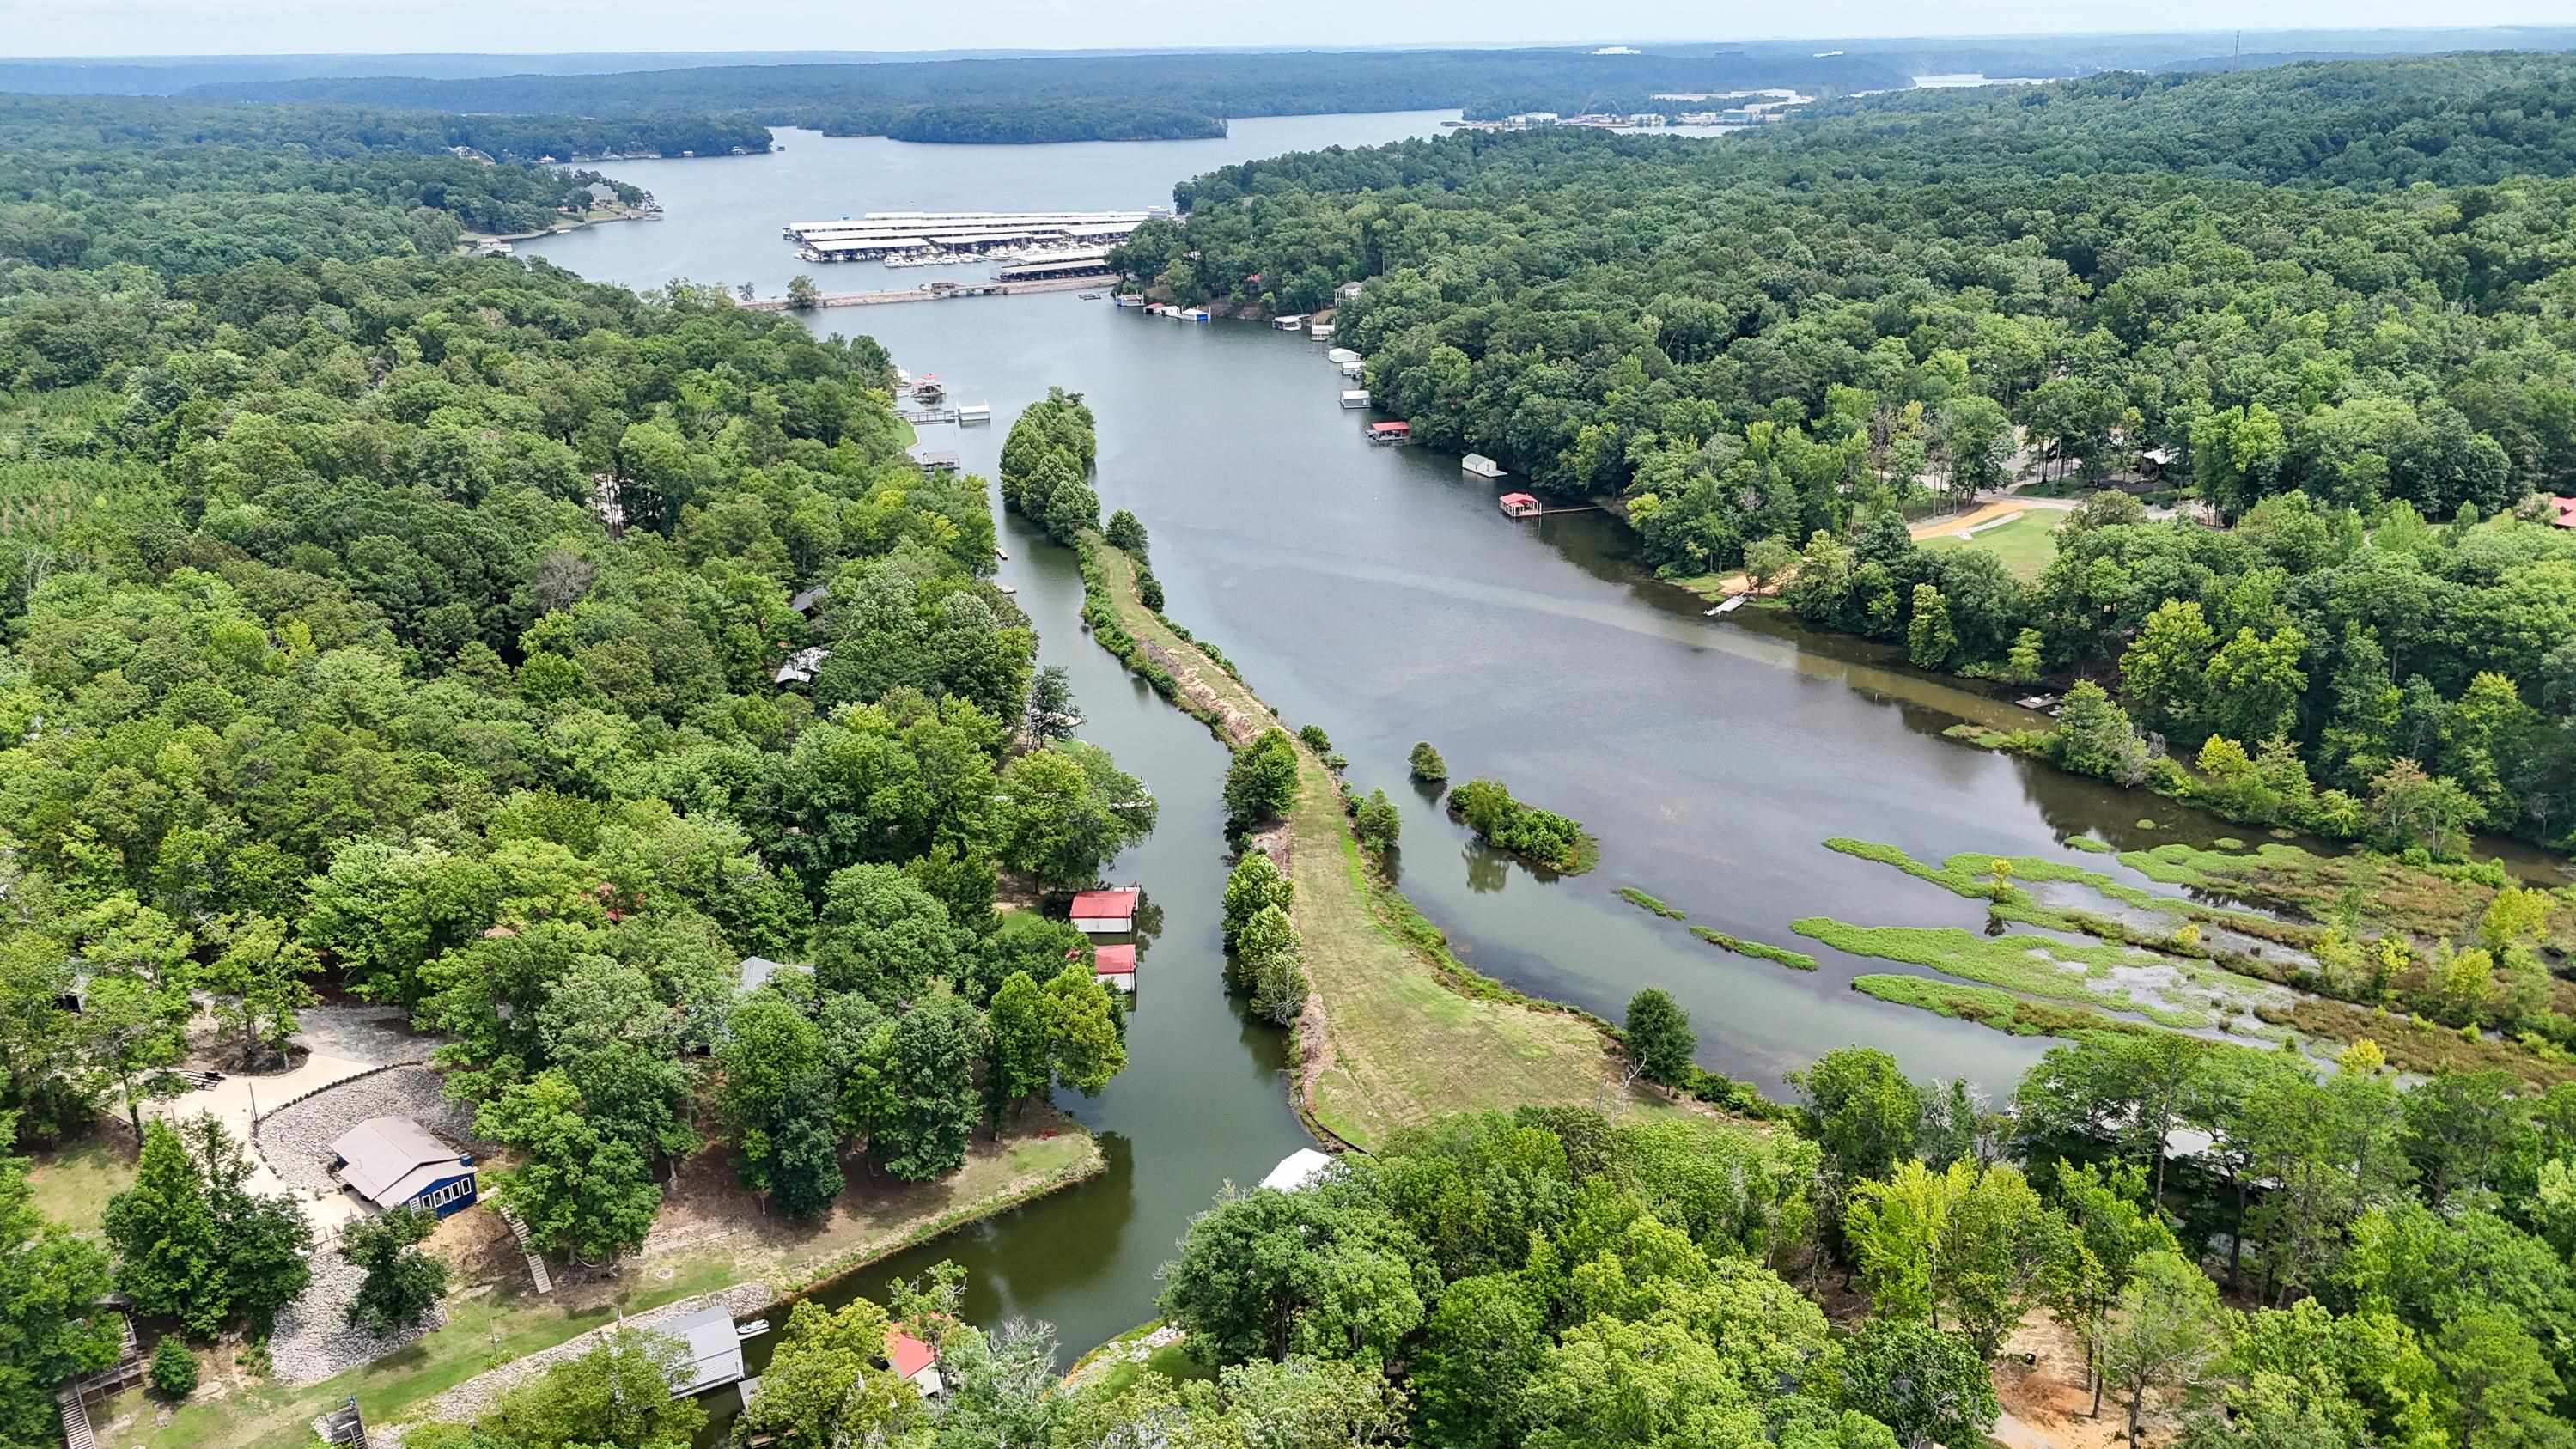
[330, 1117, 478, 1217]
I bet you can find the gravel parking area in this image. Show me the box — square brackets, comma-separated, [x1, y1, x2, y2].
[255, 1065, 481, 1200]
[267, 1249, 447, 1385]
[295, 1003, 440, 1066]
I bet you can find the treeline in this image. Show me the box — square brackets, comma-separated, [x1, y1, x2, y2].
[368, 1031, 2576, 1448]
[0, 96, 699, 277]
[1781, 494, 2576, 852]
[1129, 1032, 2576, 1449]
[1779, 52, 2576, 188]
[0, 93, 765, 167]
[172, 47, 1912, 147]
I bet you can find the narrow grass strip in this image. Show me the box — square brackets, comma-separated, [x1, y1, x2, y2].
[1690, 926, 1819, 972]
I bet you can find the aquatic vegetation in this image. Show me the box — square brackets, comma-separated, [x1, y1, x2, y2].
[1616, 887, 1685, 920]
[1792, 917, 2214, 1028]
[1851, 975, 2148, 1040]
[1689, 927, 1819, 972]
[2066, 837, 2116, 854]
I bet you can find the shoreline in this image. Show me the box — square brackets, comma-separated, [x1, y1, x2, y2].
[1075, 532, 1692, 1149]
[456, 210, 659, 247]
[106, 1123, 1102, 1449]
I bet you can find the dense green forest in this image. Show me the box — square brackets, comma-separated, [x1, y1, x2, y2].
[0, 94, 760, 277]
[1117, 52, 2576, 853]
[174, 47, 1910, 146]
[0, 107, 1163, 1433]
[361, 1033, 2576, 1448]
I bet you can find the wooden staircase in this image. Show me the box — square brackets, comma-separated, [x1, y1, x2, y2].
[499, 1207, 554, 1294]
[57, 1391, 94, 1449]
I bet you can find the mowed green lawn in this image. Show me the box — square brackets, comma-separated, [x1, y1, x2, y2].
[1919, 508, 2064, 580]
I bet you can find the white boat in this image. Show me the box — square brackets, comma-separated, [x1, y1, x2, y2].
[736, 1319, 771, 1339]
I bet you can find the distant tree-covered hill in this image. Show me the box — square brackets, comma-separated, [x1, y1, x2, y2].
[174, 48, 1915, 145]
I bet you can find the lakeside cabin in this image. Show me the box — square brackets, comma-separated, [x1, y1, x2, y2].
[1088, 943, 1137, 992]
[330, 1117, 478, 1218]
[886, 1329, 945, 1398]
[1339, 390, 1371, 409]
[1499, 492, 1544, 519]
[1463, 454, 1507, 480]
[1069, 888, 1139, 934]
[1368, 421, 1411, 445]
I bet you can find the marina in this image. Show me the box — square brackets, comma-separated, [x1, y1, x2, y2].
[787, 209, 1160, 263]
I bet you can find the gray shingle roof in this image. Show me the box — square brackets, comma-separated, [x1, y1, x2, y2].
[331, 1116, 468, 1207]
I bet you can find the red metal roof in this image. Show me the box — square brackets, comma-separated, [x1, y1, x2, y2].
[1069, 889, 1139, 919]
[1091, 943, 1137, 975]
[1369, 421, 1410, 434]
[885, 1330, 936, 1379]
[2552, 496, 2576, 527]
[1499, 492, 1540, 508]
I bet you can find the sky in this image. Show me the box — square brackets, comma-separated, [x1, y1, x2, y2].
[9, 0, 2576, 58]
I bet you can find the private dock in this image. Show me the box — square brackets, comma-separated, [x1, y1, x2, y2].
[742, 275, 1105, 312]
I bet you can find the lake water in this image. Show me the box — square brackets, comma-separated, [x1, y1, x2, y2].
[518, 113, 2291, 1367]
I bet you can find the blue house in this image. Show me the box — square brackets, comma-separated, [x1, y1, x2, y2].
[332, 1117, 478, 1218]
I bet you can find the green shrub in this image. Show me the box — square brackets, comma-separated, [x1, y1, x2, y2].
[1408, 741, 1447, 782]
[149, 1336, 198, 1398]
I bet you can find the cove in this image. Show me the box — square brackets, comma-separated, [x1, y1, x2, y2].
[516, 112, 2317, 1373]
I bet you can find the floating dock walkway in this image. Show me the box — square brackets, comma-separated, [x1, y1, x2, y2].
[744, 274, 1105, 312]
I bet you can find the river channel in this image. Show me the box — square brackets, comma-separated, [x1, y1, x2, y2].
[520, 113, 2317, 1372]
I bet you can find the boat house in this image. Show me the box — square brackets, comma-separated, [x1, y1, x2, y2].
[1325, 347, 1362, 366]
[1270, 315, 1306, 331]
[330, 1117, 478, 1217]
[1498, 492, 1544, 519]
[1339, 389, 1371, 409]
[1368, 421, 1411, 444]
[1069, 888, 1139, 934]
[1089, 943, 1136, 992]
[662, 1306, 748, 1397]
[1462, 454, 1507, 480]
[909, 447, 962, 474]
[1307, 322, 1336, 340]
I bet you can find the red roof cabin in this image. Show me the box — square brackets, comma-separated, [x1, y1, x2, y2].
[884, 1329, 944, 1397]
[1087, 943, 1137, 992]
[1367, 421, 1411, 444]
[1498, 492, 1543, 518]
[2550, 496, 2576, 529]
[1069, 888, 1139, 934]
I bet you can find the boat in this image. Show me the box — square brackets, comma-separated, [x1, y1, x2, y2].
[912, 374, 946, 403]
[1708, 594, 1748, 616]
[736, 1318, 771, 1339]
[1079, 291, 1104, 300]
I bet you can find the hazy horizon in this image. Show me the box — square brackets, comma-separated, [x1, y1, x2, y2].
[9, 6, 2576, 63]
